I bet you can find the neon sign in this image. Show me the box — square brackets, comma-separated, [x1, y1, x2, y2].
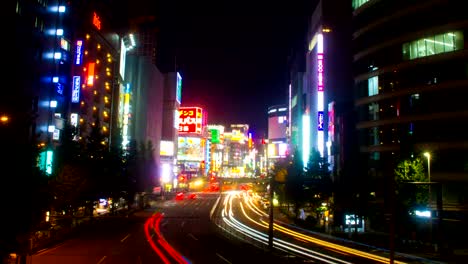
[317, 54, 324, 91]
[75, 40, 83, 65]
[72, 76, 81, 103]
[179, 107, 203, 134]
[87, 63, 95, 86]
[176, 72, 182, 104]
[56, 83, 63, 95]
[317, 33, 324, 156]
[318, 111, 324, 131]
[93, 12, 101, 30]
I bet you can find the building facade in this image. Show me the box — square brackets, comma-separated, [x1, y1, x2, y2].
[267, 105, 289, 161]
[352, 0, 468, 216]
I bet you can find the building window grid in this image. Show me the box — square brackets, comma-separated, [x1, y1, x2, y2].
[402, 31, 464, 60]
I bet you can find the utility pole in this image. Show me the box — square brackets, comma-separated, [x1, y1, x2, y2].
[268, 175, 274, 250]
[389, 172, 396, 264]
[265, 135, 274, 250]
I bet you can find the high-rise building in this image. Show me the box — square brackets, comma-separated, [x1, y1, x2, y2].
[287, 0, 354, 228]
[222, 124, 250, 177]
[352, 0, 468, 214]
[11, 0, 76, 176]
[7, 0, 127, 248]
[289, 0, 353, 177]
[70, 8, 121, 151]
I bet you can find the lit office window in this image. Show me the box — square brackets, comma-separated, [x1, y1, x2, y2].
[352, 0, 371, 10]
[402, 31, 464, 60]
[368, 76, 379, 96]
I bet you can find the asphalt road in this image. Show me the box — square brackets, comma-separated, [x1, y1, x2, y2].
[30, 213, 160, 264]
[30, 192, 304, 264]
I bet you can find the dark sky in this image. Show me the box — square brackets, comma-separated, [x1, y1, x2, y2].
[133, 1, 315, 137]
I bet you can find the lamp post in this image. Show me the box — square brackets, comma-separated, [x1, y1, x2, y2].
[263, 138, 274, 250]
[423, 152, 431, 206]
[423, 152, 432, 245]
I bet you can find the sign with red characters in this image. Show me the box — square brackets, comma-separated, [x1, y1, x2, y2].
[178, 107, 203, 134]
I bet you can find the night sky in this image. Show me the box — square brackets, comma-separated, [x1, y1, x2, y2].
[130, 1, 316, 137]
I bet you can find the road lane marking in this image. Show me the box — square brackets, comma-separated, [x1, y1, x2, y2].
[35, 241, 67, 256]
[216, 253, 232, 264]
[97, 255, 107, 264]
[188, 233, 198, 241]
[120, 233, 131, 243]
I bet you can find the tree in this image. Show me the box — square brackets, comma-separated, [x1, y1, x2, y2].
[305, 149, 331, 180]
[283, 149, 305, 219]
[53, 122, 94, 215]
[49, 163, 92, 213]
[394, 157, 427, 183]
[304, 149, 333, 216]
[394, 157, 428, 207]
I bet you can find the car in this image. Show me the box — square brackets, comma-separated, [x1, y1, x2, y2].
[175, 192, 185, 200]
[188, 193, 196, 199]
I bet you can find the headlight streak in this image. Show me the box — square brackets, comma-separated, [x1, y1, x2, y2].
[239, 201, 268, 229]
[240, 192, 408, 264]
[209, 195, 221, 220]
[242, 192, 265, 217]
[266, 220, 406, 263]
[221, 193, 352, 264]
[223, 194, 230, 217]
[270, 218, 394, 262]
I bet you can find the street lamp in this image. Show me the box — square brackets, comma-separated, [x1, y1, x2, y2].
[424, 152, 431, 184]
[423, 152, 432, 244]
[424, 152, 431, 208]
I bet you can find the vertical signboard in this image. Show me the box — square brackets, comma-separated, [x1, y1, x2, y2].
[176, 72, 182, 104]
[87, 63, 95, 86]
[75, 40, 83, 65]
[72, 76, 81, 103]
[316, 33, 325, 157]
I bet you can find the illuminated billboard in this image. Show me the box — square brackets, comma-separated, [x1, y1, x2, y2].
[231, 129, 243, 142]
[179, 107, 203, 134]
[210, 128, 220, 143]
[160, 140, 174, 156]
[267, 142, 288, 158]
[178, 137, 204, 161]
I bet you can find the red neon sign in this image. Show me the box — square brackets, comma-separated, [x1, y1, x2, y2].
[179, 107, 203, 134]
[93, 12, 101, 30]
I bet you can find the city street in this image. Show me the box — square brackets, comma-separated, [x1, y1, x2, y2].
[29, 192, 300, 264]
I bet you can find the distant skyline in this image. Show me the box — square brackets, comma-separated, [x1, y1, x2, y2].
[142, 0, 316, 138]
